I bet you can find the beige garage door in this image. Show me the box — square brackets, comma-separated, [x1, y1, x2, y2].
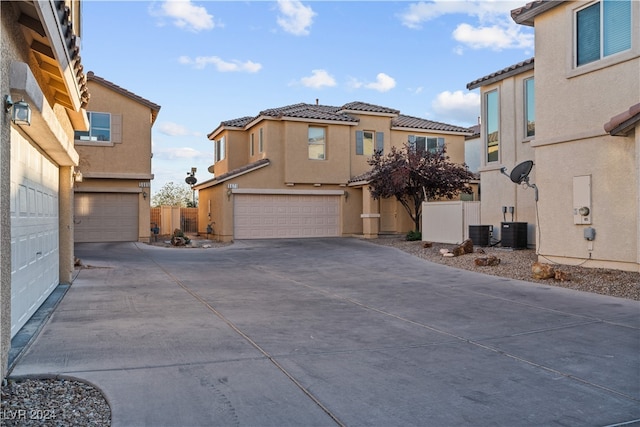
[234, 194, 340, 239]
[74, 193, 138, 242]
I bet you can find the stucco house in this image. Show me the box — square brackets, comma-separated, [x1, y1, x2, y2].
[467, 0, 639, 272]
[195, 101, 473, 241]
[1, 0, 89, 378]
[73, 72, 160, 243]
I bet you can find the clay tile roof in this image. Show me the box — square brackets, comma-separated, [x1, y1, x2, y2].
[260, 103, 359, 122]
[196, 159, 271, 189]
[339, 102, 400, 115]
[87, 72, 161, 124]
[466, 57, 534, 90]
[511, 1, 564, 26]
[221, 116, 254, 128]
[392, 114, 473, 134]
[604, 103, 640, 136]
[466, 124, 480, 139]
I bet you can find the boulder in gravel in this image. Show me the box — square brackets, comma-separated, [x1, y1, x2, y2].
[474, 255, 500, 266]
[452, 239, 474, 256]
[554, 270, 571, 282]
[532, 262, 555, 279]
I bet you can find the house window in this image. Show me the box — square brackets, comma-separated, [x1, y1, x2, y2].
[250, 133, 255, 156]
[214, 136, 225, 163]
[524, 77, 535, 138]
[408, 135, 445, 154]
[74, 112, 111, 142]
[308, 126, 325, 160]
[356, 130, 384, 155]
[485, 90, 499, 163]
[258, 128, 264, 153]
[576, 0, 631, 67]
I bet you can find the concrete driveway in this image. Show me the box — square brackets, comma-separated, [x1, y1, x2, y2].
[11, 238, 640, 426]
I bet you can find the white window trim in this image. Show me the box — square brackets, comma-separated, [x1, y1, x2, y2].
[567, 0, 639, 78]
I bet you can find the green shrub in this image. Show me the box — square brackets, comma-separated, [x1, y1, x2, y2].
[406, 230, 422, 241]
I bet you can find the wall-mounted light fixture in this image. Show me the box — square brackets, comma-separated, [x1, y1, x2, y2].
[4, 95, 31, 126]
[142, 191, 148, 200]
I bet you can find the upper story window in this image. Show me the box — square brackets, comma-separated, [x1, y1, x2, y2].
[258, 128, 264, 153]
[576, 0, 631, 67]
[485, 90, 499, 163]
[408, 135, 445, 154]
[74, 112, 111, 142]
[308, 126, 326, 160]
[524, 77, 535, 138]
[250, 133, 255, 156]
[356, 130, 384, 155]
[214, 136, 226, 163]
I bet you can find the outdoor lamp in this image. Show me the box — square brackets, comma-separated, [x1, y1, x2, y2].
[4, 95, 31, 126]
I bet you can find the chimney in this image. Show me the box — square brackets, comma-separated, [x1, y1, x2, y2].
[316, 98, 319, 105]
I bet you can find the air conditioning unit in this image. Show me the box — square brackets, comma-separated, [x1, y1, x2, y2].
[501, 222, 527, 249]
[469, 225, 492, 247]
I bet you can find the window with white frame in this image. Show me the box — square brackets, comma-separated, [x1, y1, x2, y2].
[74, 112, 111, 142]
[308, 126, 326, 160]
[356, 130, 384, 155]
[258, 128, 264, 153]
[214, 136, 226, 163]
[408, 135, 445, 154]
[250, 133, 255, 156]
[575, 0, 631, 67]
[524, 77, 535, 138]
[485, 90, 499, 163]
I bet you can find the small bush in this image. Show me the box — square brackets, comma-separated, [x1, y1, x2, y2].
[406, 230, 422, 241]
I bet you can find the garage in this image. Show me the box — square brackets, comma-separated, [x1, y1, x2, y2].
[74, 193, 139, 242]
[10, 134, 60, 337]
[234, 194, 340, 239]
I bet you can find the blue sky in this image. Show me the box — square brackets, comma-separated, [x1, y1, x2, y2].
[80, 0, 534, 194]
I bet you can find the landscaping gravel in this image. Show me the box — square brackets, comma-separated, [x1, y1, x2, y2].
[3, 236, 637, 426]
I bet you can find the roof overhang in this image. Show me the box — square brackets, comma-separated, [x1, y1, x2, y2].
[604, 104, 640, 137]
[511, 1, 564, 26]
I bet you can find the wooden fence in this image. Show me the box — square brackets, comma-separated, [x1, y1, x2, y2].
[150, 207, 199, 236]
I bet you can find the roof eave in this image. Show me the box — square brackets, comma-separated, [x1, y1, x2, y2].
[511, 1, 564, 26]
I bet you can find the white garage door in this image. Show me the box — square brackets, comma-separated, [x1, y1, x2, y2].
[74, 193, 138, 242]
[234, 194, 340, 239]
[10, 133, 59, 337]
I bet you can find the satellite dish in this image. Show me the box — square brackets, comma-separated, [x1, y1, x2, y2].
[185, 176, 197, 186]
[509, 160, 534, 184]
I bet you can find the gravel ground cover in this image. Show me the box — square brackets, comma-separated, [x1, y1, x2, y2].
[3, 236, 638, 426]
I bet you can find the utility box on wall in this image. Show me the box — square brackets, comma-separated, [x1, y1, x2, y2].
[501, 222, 528, 249]
[573, 175, 592, 224]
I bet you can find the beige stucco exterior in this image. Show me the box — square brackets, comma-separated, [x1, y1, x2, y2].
[469, 0, 640, 272]
[73, 73, 160, 243]
[196, 103, 471, 241]
[528, 1, 639, 272]
[1, 0, 88, 379]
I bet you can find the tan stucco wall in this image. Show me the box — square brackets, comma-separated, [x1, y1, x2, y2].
[75, 81, 153, 176]
[1, 1, 81, 378]
[478, 67, 537, 246]
[529, 1, 639, 271]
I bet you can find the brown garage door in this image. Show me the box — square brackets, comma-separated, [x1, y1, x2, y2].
[74, 193, 138, 242]
[234, 194, 340, 239]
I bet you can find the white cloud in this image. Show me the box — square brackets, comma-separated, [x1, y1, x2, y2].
[431, 90, 480, 126]
[398, 0, 533, 52]
[365, 73, 396, 93]
[157, 122, 201, 137]
[179, 56, 262, 73]
[453, 22, 533, 50]
[156, 0, 215, 32]
[299, 69, 336, 89]
[276, 0, 316, 36]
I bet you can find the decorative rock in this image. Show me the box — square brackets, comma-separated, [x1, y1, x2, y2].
[452, 239, 474, 256]
[532, 262, 555, 279]
[554, 270, 571, 282]
[439, 249, 450, 255]
[474, 255, 500, 266]
[443, 253, 455, 257]
[422, 242, 433, 248]
[171, 236, 186, 246]
[476, 248, 486, 254]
